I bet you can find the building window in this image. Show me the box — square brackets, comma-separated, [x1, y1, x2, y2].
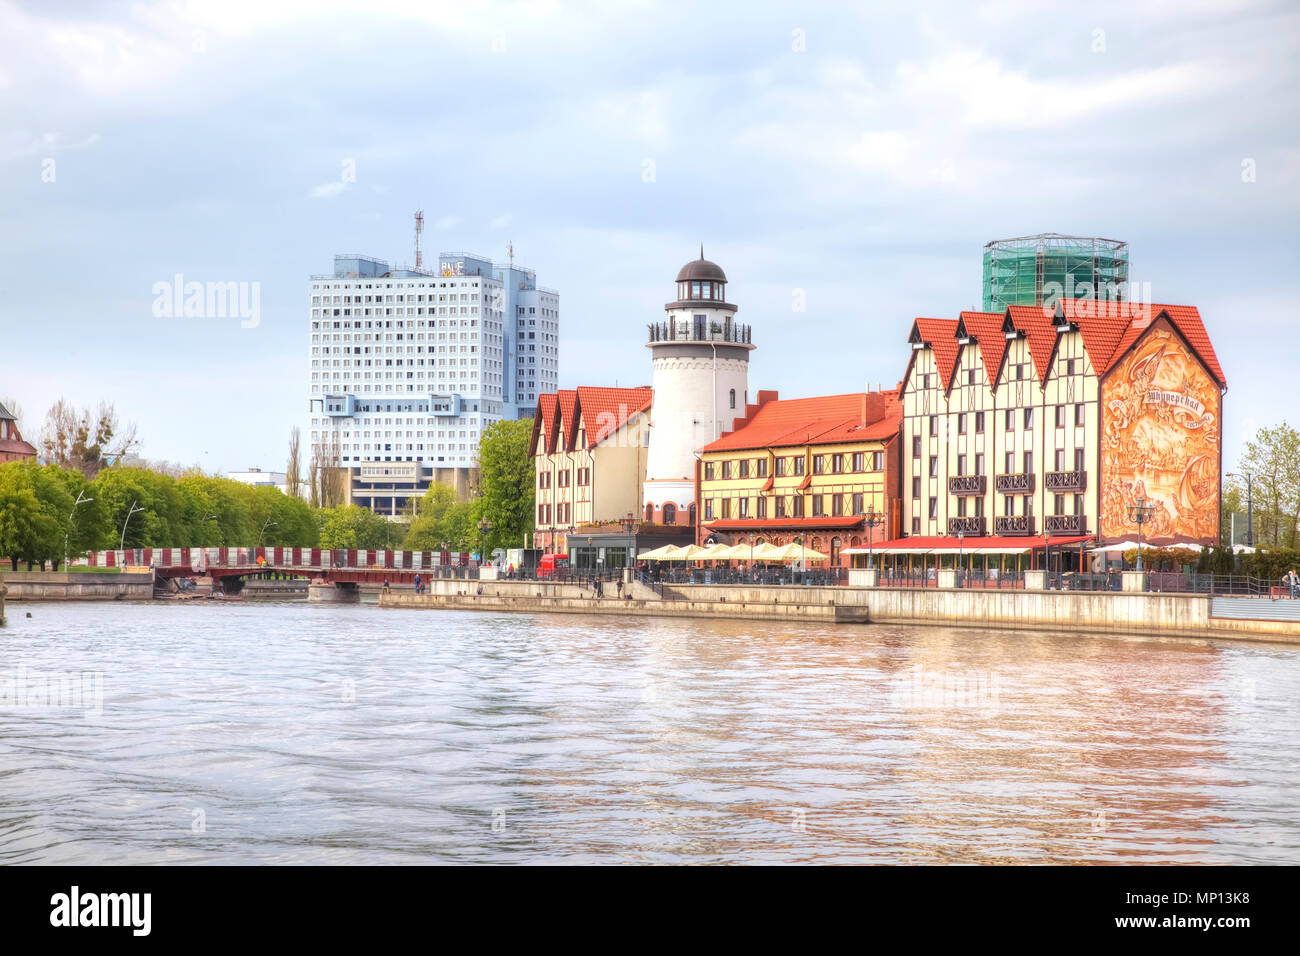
[1055, 448, 1066, 471]
[872, 451, 883, 471]
[775, 457, 786, 476]
[775, 496, 787, 518]
[912, 476, 921, 498]
[1075, 403, 1086, 427]
[1005, 409, 1014, 431]
[1055, 405, 1066, 428]
[721, 499, 731, 519]
[852, 493, 864, 515]
[688, 503, 696, 527]
[1024, 407, 1034, 429]
[1003, 495, 1014, 516]
[832, 454, 843, 474]
[663, 503, 676, 525]
[928, 497, 938, 520]
[722, 461, 732, 479]
[957, 497, 967, 517]
[831, 494, 844, 517]
[957, 454, 967, 475]
[756, 458, 768, 477]
[1024, 451, 1034, 474]
[1075, 447, 1085, 472]
[756, 497, 767, 518]
[1054, 494, 1065, 515]
[975, 412, 985, 433]
[929, 416, 938, 436]
[812, 494, 824, 516]
[646, 503, 655, 522]
[853, 452, 865, 472]
[929, 455, 938, 478]
[704, 461, 716, 480]
[912, 516, 921, 534]
[912, 435, 921, 458]
[1023, 494, 1034, 516]
[958, 413, 967, 434]
[793, 456, 805, 476]
[729, 388, 736, 409]
[792, 495, 805, 517]
[703, 500, 714, 520]
[738, 498, 750, 518]
[813, 455, 824, 475]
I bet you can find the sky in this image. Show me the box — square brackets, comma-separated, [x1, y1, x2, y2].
[1, 0, 1297, 476]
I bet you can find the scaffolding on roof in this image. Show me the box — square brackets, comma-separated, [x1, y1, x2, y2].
[981, 234, 1129, 312]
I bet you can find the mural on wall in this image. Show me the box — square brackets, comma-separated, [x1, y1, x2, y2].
[1100, 321, 1221, 544]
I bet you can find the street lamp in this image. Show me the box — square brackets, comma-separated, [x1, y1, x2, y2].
[477, 517, 494, 564]
[1127, 496, 1156, 573]
[864, 504, 883, 570]
[64, 490, 93, 570]
[120, 499, 145, 551]
[258, 518, 277, 546]
[1226, 472, 1255, 548]
[957, 529, 965, 588]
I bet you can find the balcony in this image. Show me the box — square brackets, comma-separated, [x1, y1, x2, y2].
[948, 474, 987, 495]
[1045, 514, 1087, 534]
[947, 516, 987, 536]
[995, 473, 1035, 494]
[993, 515, 1036, 536]
[1046, 470, 1087, 493]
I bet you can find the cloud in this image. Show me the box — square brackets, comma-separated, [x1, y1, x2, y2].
[489, 213, 511, 229]
[309, 182, 349, 199]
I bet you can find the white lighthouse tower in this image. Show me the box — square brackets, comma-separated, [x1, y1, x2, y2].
[643, 249, 754, 523]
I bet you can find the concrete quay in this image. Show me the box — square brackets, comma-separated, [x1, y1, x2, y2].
[375, 578, 1300, 643]
[1, 571, 155, 602]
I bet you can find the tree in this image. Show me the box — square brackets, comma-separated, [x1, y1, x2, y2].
[317, 506, 403, 550]
[474, 419, 534, 556]
[1230, 421, 1300, 549]
[286, 427, 303, 500]
[403, 482, 476, 550]
[40, 399, 139, 479]
[0, 463, 42, 570]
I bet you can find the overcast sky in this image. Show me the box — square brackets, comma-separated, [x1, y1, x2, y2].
[1, 0, 1296, 476]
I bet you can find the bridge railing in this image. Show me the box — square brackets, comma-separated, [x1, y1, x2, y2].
[86, 548, 476, 572]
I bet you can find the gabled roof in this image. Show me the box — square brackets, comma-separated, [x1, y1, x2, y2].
[575, 386, 653, 448]
[956, 310, 1009, 388]
[556, 390, 578, 452]
[0, 402, 16, 421]
[703, 391, 901, 452]
[908, 317, 961, 389]
[536, 393, 558, 455]
[1054, 300, 1226, 388]
[1004, 305, 1059, 385]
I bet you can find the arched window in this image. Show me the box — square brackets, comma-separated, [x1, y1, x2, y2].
[688, 503, 697, 527]
[729, 388, 736, 409]
[645, 503, 655, 522]
[662, 503, 676, 525]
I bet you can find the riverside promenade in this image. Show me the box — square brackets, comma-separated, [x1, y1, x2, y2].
[381, 577, 1300, 644]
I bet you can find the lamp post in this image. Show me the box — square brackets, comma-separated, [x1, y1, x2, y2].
[864, 504, 883, 570]
[477, 517, 494, 565]
[120, 499, 144, 551]
[957, 529, 965, 588]
[64, 490, 93, 570]
[1127, 496, 1156, 573]
[258, 518, 277, 547]
[1227, 472, 1254, 548]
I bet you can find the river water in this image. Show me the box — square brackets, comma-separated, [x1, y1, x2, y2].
[1, 600, 1297, 864]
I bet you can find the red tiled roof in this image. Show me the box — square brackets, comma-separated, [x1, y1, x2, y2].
[704, 517, 865, 531]
[1004, 306, 1059, 385]
[703, 391, 902, 452]
[556, 390, 578, 452]
[1107, 305, 1225, 387]
[957, 311, 1009, 387]
[575, 386, 653, 448]
[1052, 300, 1226, 388]
[537, 393, 558, 454]
[0, 438, 36, 457]
[912, 317, 961, 388]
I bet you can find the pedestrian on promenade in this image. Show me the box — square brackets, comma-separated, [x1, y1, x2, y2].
[413, 573, 422, 595]
[1286, 568, 1300, 599]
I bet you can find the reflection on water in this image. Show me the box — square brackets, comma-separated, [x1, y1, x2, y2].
[0, 600, 1296, 864]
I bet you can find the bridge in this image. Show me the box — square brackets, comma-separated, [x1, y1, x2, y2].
[87, 547, 476, 601]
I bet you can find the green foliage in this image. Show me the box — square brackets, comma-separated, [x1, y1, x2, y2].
[317, 505, 404, 550]
[1227, 420, 1300, 548]
[0, 463, 43, 569]
[402, 482, 476, 551]
[475, 419, 534, 555]
[1239, 548, 1300, 584]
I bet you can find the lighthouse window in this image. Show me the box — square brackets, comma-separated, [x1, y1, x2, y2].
[729, 388, 736, 409]
[692, 281, 701, 298]
[702, 281, 711, 298]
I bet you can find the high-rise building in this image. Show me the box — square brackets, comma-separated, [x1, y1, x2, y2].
[307, 248, 559, 514]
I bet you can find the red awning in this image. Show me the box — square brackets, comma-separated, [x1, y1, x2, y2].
[856, 534, 1095, 554]
[705, 517, 864, 532]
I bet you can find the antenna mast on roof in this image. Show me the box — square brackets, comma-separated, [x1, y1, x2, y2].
[508, 241, 515, 269]
[414, 210, 424, 271]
